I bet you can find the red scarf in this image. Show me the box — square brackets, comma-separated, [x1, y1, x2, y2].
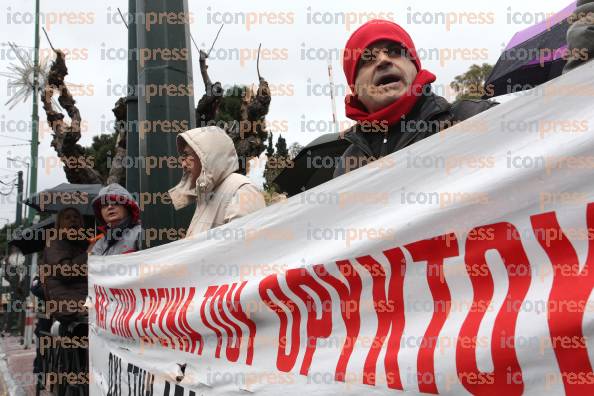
[345, 69, 436, 125]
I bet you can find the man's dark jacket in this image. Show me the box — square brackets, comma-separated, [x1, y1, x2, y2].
[42, 238, 88, 323]
[334, 91, 498, 178]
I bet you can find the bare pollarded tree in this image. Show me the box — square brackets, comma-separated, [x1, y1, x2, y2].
[196, 49, 271, 175]
[41, 50, 126, 185]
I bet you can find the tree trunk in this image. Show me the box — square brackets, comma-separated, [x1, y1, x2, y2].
[195, 54, 271, 175]
[41, 50, 103, 184]
[196, 50, 223, 126]
[106, 98, 127, 185]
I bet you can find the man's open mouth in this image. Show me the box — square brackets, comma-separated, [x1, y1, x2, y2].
[375, 74, 402, 87]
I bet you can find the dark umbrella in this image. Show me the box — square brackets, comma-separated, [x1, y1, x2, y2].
[8, 216, 55, 255]
[273, 133, 350, 197]
[24, 183, 103, 216]
[484, 1, 576, 98]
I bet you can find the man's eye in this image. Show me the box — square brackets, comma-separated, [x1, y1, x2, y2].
[361, 51, 373, 63]
[387, 47, 402, 57]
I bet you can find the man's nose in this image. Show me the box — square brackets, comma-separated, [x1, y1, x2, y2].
[375, 52, 392, 70]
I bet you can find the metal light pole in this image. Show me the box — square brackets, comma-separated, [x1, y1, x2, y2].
[8, 158, 29, 222]
[15, 172, 22, 226]
[28, 0, 41, 225]
[6, 156, 30, 336]
[135, 0, 195, 247]
[126, 0, 140, 196]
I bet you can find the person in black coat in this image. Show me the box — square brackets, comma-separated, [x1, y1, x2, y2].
[41, 207, 88, 324]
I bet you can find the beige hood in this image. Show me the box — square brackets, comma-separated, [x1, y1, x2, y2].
[169, 126, 239, 210]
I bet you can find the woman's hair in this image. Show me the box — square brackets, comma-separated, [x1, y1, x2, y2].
[55, 207, 83, 230]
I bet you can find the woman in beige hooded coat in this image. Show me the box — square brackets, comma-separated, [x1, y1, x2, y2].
[169, 126, 266, 238]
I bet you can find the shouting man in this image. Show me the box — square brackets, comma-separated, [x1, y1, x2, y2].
[334, 19, 497, 177]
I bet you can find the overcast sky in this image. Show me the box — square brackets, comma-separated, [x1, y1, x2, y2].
[0, 0, 571, 223]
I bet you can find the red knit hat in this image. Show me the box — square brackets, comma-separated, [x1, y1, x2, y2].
[343, 20, 422, 89]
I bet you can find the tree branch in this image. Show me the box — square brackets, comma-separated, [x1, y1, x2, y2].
[196, 49, 223, 125]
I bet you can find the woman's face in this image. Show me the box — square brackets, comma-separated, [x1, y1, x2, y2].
[180, 143, 202, 185]
[61, 209, 83, 230]
[101, 203, 128, 226]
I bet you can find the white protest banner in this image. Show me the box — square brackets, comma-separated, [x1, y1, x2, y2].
[89, 62, 594, 396]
